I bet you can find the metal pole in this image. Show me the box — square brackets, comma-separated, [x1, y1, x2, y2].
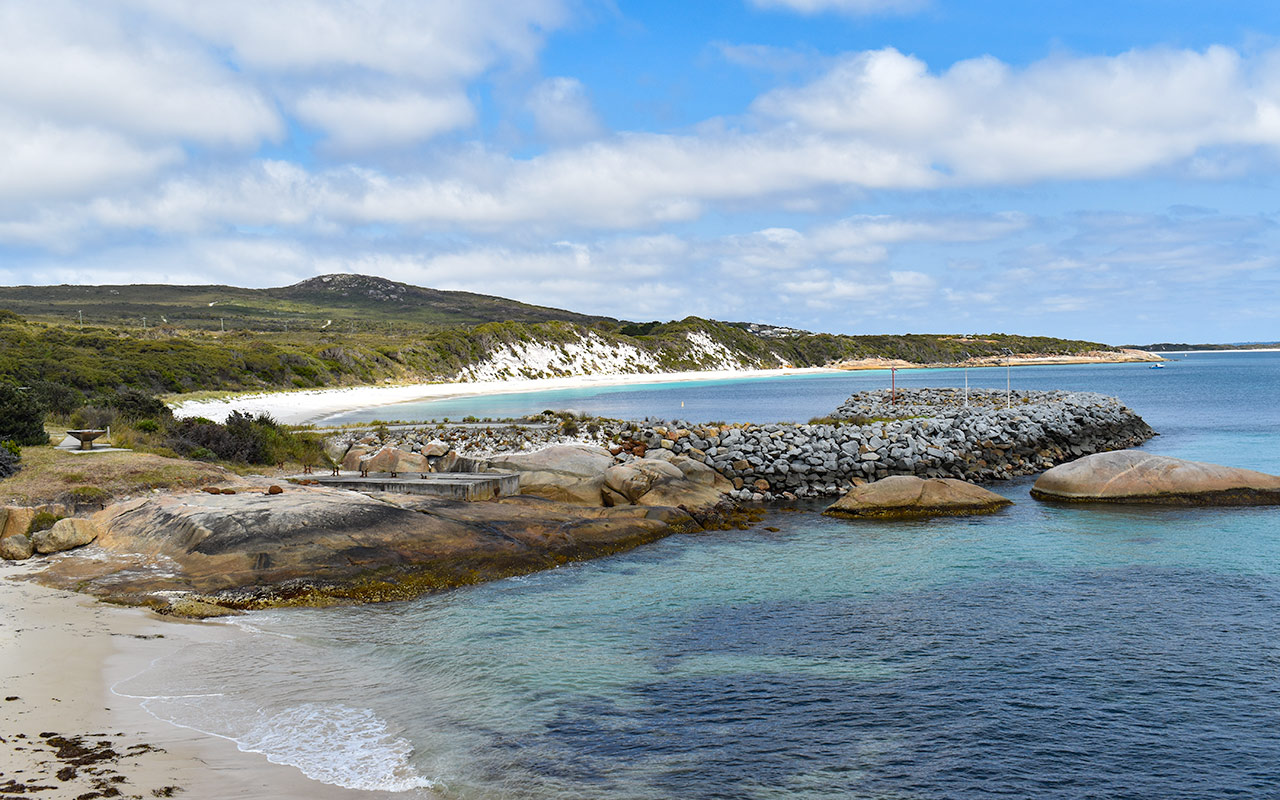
[1004, 349, 1012, 408]
[891, 367, 897, 405]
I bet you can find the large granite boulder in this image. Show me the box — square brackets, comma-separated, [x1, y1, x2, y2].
[1, 506, 36, 539]
[823, 475, 1012, 519]
[31, 517, 100, 554]
[604, 456, 733, 511]
[341, 446, 373, 471]
[0, 534, 33, 561]
[361, 446, 432, 475]
[1031, 450, 1280, 505]
[32, 484, 703, 611]
[485, 444, 616, 505]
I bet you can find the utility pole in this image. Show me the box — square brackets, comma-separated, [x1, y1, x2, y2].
[1002, 348, 1013, 408]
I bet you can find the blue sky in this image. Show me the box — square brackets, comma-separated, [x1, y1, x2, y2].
[3, 1, 1280, 344]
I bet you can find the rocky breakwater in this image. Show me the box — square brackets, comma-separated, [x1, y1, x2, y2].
[618, 388, 1155, 501]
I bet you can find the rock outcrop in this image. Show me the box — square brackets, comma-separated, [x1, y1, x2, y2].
[823, 476, 1013, 519]
[484, 444, 617, 505]
[31, 517, 100, 554]
[32, 484, 709, 611]
[1030, 450, 1280, 505]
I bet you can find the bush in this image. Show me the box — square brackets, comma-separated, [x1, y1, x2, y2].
[0, 446, 19, 479]
[0, 382, 48, 446]
[27, 380, 85, 417]
[166, 411, 325, 466]
[27, 511, 63, 534]
[135, 419, 160, 433]
[105, 388, 173, 422]
[71, 406, 116, 430]
[66, 486, 111, 505]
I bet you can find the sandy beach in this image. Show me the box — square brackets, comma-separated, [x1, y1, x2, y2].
[171, 366, 844, 425]
[0, 561, 385, 800]
[170, 352, 1164, 427]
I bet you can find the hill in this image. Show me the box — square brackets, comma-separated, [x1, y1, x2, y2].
[0, 273, 608, 331]
[0, 276, 1128, 406]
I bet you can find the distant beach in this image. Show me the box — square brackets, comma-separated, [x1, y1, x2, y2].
[170, 367, 844, 425]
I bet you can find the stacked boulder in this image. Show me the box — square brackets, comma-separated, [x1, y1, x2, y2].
[617, 388, 1154, 501]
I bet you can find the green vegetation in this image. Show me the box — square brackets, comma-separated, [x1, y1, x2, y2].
[0, 382, 48, 445]
[0, 441, 19, 479]
[26, 511, 63, 534]
[0, 446, 231, 506]
[164, 412, 326, 466]
[0, 273, 607, 331]
[0, 276, 1117, 407]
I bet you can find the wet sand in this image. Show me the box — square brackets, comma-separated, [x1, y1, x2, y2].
[0, 561, 393, 799]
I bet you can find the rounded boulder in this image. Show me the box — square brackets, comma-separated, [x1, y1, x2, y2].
[823, 475, 1012, 520]
[1031, 450, 1280, 505]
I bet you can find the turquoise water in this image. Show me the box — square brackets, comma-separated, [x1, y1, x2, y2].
[120, 353, 1280, 799]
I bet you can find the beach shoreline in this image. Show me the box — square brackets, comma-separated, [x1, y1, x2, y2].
[171, 366, 845, 425]
[0, 562, 379, 799]
[170, 351, 1161, 426]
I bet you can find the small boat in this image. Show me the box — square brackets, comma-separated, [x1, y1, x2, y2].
[1150, 364, 1165, 369]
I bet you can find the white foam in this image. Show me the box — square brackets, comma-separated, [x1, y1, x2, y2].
[235, 704, 440, 793]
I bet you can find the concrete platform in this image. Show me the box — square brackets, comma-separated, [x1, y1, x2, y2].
[301, 471, 520, 501]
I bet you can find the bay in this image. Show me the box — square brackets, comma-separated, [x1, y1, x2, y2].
[119, 352, 1280, 799]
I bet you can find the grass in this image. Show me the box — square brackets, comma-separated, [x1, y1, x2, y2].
[0, 445, 234, 506]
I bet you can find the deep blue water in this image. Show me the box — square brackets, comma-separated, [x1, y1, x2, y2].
[121, 352, 1280, 799]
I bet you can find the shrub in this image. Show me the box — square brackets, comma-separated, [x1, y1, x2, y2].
[71, 406, 116, 430]
[0, 383, 48, 446]
[27, 511, 63, 534]
[105, 388, 172, 422]
[66, 485, 111, 505]
[0, 446, 19, 479]
[1, 440, 19, 457]
[165, 411, 324, 466]
[135, 419, 160, 433]
[27, 380, 85, 417]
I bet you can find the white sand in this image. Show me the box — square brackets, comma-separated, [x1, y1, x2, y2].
[0, 562, 380, 799]
[171, 367, 844, 425]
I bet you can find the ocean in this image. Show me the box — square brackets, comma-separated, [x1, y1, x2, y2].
[117, 352, 1280, 799]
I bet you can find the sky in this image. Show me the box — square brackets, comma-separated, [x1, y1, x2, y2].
[3, 1, 1280, 344]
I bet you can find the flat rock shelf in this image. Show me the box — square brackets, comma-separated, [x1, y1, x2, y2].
[303, 472, 520, 501]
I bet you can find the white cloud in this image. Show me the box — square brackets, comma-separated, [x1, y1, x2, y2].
[527, 77, 603, 142]
[747, 0, 926, 16]
[0, 2, 281, 147]
[0, 116, 182, 204]
[754, 45, 1280, 183]
[293, 89, 475, 149]
[132, 0, 566, 81]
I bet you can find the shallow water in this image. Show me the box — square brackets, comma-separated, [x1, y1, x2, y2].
[119, 352, 1280, 798]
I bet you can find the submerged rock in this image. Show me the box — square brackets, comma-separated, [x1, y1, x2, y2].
[823, 475, 1012, 520]
[1031, 450, 1280, 505]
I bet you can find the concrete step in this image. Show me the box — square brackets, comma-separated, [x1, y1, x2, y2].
[302, 471, 520, 501]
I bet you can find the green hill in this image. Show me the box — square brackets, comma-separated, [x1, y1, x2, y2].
[0, 273, 608, 331]
[0, 276, 1121, 406]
